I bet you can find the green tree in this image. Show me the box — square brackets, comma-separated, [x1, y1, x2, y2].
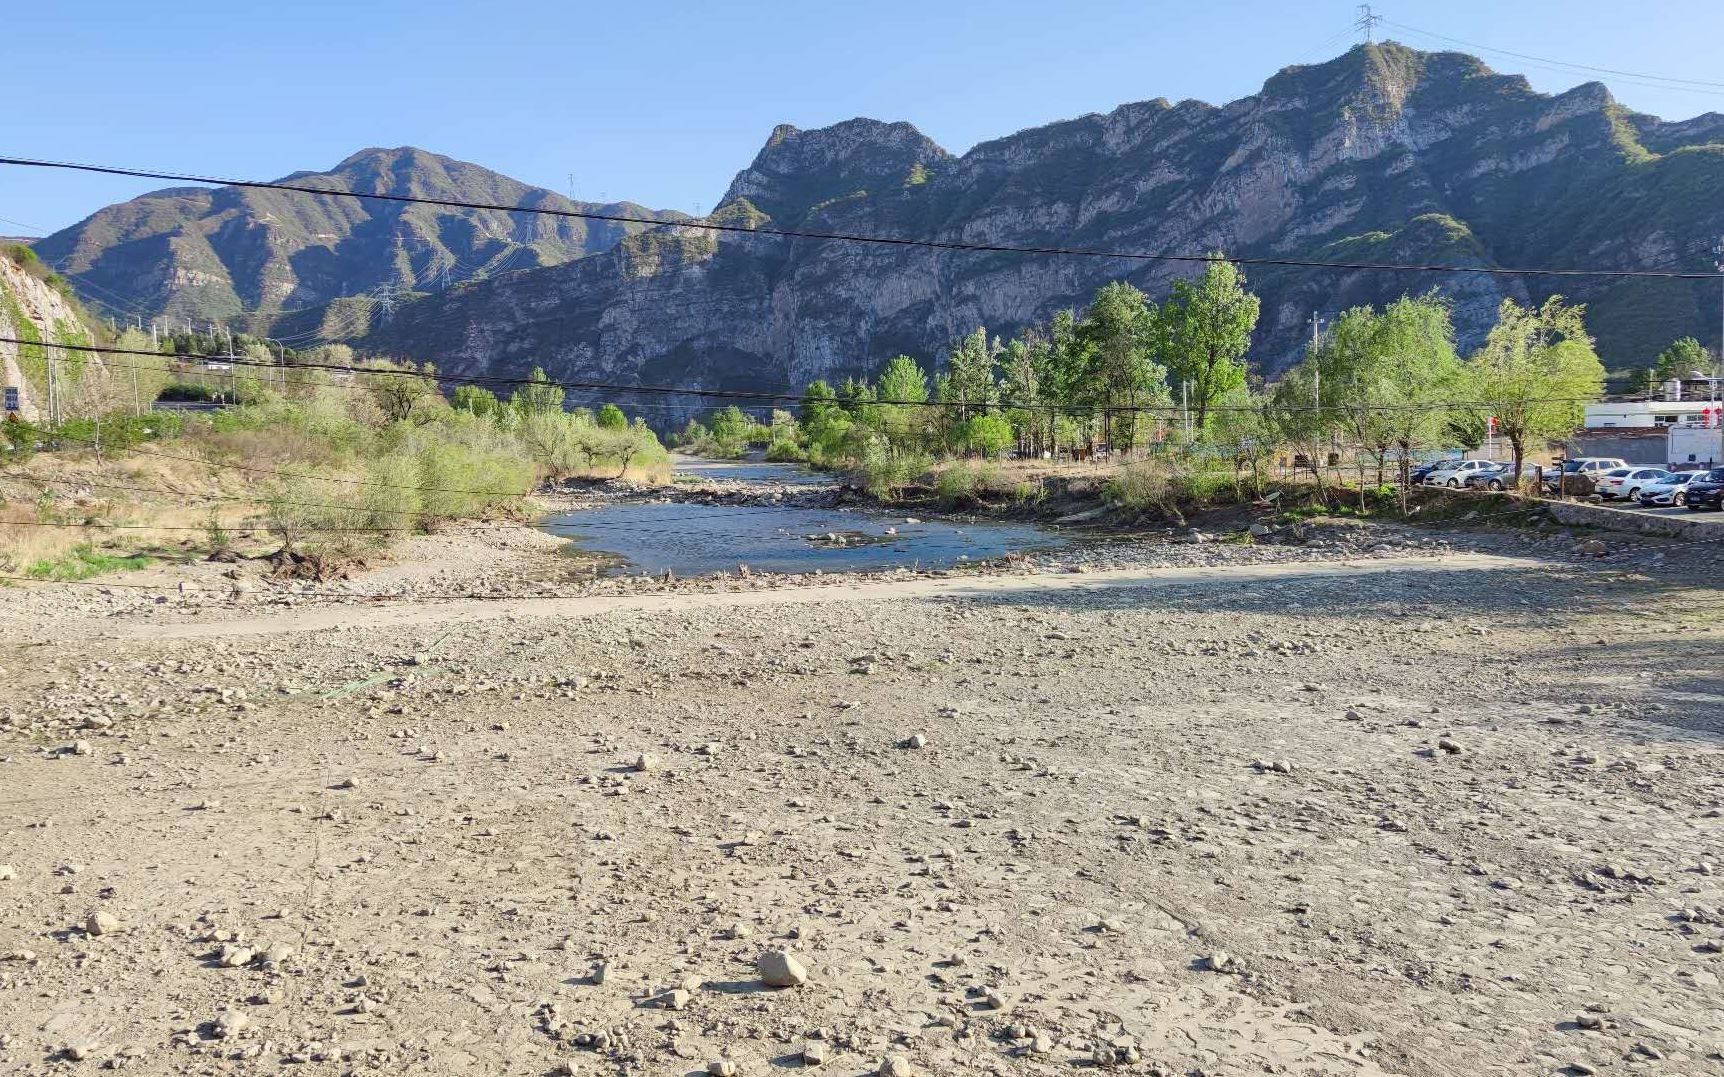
[708, 405, 750, 446]
[1156, 257, 1259, 433]
[800, 379, 839, 432]
[960, 413, 1014, 458]
[942, 327, 997, 420]
[596, 403, 628, 430]
[511, 367, 565, 416]
[1076, 281, 1168, 452]
[363, 359, 441, 424]
[872, 354, 930, 450]
[1469, 296, 1606, 481]
[1654, 336, 1710, 382]
[452, 384, 500, 418]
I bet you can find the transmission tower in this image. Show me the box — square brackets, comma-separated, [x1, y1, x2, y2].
[1355, 3, 1382, 45]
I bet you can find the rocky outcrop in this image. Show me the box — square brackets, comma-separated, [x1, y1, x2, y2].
[0, 251, 97, 421]
[31, 147, 684, 332]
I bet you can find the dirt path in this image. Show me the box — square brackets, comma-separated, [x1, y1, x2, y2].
[1, 536, 1720, 1077]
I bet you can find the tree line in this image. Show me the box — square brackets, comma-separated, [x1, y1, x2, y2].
[674, 260, 1627, 500]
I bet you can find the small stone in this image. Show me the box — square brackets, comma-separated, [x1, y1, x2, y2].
[904, 734, 927, 750]
[590, 960, 609, 985]
[334, 777, 358, 790]
[85, 911, 123, 936]
[802, 1043, 829, 1067]
[633, 753, 657, 773]
[708, 1061, 738, 1076]
[651, 988, 691, 1011]
[219, 944, 256, 968]
[1574, 1012, 1603, 1030]
[2, 950, 37, 962]
[214, 1009, 249, 1039]
[71, 740, 92, 756]
[0, 865, 15, 881]
[65, 1042, 97, 1061]
[1206, 951, 1233, 972]
[1436, 738, 1462, 754]
[758, 948, 807, 988]
[877, 1055, 918, 1077]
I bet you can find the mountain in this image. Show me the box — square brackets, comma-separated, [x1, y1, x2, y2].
[30, 147, 685, 334]
[364, 43, 1724, 407]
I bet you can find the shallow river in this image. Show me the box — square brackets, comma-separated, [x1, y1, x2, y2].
[539, 458, 1067, 576]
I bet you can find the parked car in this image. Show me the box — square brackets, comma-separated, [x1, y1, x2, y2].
[1636, 471, 1704, 507]
[1461, 462, 1515, 489]
[1596, 466, 1672, 500]
[1683, 468, 1724, 511]
[1560, 457, 1629, 476]
[1423, 459, 1499, 488]
[1410, 459, 1459, 484]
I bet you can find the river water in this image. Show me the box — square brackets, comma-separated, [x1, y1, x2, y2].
[539, 458, 1067, 576]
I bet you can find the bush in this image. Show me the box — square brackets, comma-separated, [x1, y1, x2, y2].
[764, 438, 807, 462]
[852, 439, 928, 500]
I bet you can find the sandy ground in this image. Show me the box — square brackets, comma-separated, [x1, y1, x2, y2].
[1, 515, 1722, 1077]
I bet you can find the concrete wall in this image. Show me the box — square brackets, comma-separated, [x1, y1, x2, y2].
[1570, 432, 1668, 466]
[1546, 499, 1721, 540]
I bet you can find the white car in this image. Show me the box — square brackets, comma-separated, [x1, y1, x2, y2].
[1596, 466, 1670, 500]
[1424, 459, 1499, 488]
[1636, 471, 1702, 507]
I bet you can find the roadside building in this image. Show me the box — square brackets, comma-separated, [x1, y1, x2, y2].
[1575, 390, 1724, 467]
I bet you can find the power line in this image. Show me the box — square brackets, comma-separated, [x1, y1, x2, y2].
[0, 336, 1642, 415]
[0, 155, 1716, 281]
[1382, 20, 1724, 94]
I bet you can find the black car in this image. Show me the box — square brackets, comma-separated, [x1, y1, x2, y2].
[1683, 468, 1724, 511]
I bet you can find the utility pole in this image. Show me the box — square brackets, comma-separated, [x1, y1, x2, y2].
[45, 344, 59, 435]
[1714, 236, 1724, 381]
[1355, 3, 1381, 45]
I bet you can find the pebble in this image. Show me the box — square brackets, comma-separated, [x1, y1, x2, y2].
[904, 733, 927, 750]
[758, 948, 807, 987]
[802, 1043, 829, 1067]
[707, 1062, 737, 1076]
[877, 1056, 918, 1076]
[1207, 951, 1233, 972]
[214, 1009, 249, 1038]
[0, 865, 14, 881]
[633, 753, 658, 773]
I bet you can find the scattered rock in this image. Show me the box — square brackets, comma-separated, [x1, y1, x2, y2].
[85, 910, 124, 936]
[758, 948, 807, 988]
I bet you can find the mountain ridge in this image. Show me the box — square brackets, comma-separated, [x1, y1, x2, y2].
[30, 146, 685, 334]
[360, 42, 1722, 408]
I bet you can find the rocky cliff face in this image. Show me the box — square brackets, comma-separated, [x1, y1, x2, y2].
[0, 252, 99, 421]
[31, 147, 684, 333]
[368, 44, 1724, 409]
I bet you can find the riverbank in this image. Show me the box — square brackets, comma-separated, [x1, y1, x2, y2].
[2, 525, 1719, 1076]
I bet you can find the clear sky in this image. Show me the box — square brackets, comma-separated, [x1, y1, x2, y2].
[4, 0, 1721, 237]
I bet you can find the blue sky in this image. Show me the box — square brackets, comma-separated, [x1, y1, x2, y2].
[4, 0, 1722, 237]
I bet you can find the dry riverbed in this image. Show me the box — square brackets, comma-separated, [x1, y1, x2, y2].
[0, 511, 1721, 1077]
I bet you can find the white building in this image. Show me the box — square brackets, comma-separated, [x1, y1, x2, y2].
[1581, 399, 1720, 429]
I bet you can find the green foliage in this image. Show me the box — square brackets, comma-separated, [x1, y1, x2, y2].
[1468, 296, 1606, 477]
[452, 384, 501, 418]
[1156, 258, 1258, 433]
[959, 413, 1013, 458]
[596, 403, 628, 430]
[511, 367, 565, 417]
[25, 544, 153, 581]
[1654, 336, 1711, 381]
